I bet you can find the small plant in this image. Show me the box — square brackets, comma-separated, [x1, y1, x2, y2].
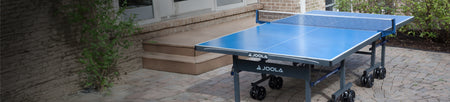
[335, 0, 397, 38]
[401, 0, 450, 41]
[336, 0, 450, 42]
[336, 0, 396, 14]
[335, 0, 353, 12]
[62, 0, 140, 91]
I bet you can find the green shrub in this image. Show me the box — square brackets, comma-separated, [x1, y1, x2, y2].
[401, 0, 450, 41]
[336, 0, 450, 42]
[336, 0, 396, 14]
[335, 0, 353, 12]
[335, 0, 396, 38]
[62, 0, 140, 91]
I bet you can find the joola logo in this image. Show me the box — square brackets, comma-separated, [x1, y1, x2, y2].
[248, 53, 268, 59]
[256, 65, 283, 73]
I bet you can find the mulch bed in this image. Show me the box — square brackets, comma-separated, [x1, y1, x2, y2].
[386, 32, 449, 53]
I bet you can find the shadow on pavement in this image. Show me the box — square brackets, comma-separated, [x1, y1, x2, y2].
[186, 53, 372, 101]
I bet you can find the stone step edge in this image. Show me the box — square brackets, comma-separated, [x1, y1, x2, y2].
[142, 51, 225, 64]
[142, 44, 207, 57]
[139, 4, 263, 33]
[142, 41, 194, 49]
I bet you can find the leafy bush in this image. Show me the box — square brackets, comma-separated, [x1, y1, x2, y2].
[401, 0, 450, 41]
[336, 0, 396, 14]
[335, 0, 353, 12]
[62, 0, 140, 91]
[336, 0, 450, 42]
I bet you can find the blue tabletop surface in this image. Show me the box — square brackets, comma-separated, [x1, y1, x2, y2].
[196, 11, 413, 66]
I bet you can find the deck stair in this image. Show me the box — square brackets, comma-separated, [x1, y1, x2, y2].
[142, 17, 258, 74]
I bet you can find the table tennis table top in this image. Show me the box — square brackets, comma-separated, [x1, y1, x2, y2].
[195, 10, 413, 66]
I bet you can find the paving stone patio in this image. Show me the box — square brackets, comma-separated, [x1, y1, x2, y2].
[56, 46, 450, 102]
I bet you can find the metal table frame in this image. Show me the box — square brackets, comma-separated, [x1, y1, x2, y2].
[230, 35, 388, 102]
[195, 10, 414, 102]
[231, 55, 351, 102]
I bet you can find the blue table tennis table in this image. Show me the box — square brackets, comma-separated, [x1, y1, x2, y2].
[195, 10, 413, 102]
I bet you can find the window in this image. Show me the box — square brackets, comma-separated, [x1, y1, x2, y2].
[120, 0, 152, 8]
[325, 0, 335, 11]
[174, 0, 186, 2]
[217, 0, 243, 6]
[120, 0, 154, 21]
[119, 0, 255, 24]
[215, 0, 244, 10]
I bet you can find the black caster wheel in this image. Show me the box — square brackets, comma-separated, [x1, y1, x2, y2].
[366, 74, 374, 88]
[359, 75, 366, 87]
[348, 90, 355, 99]
[250, 86, 266, 100]
[373, 68, 380, 79]
[269, 76, 283, 89]
[340, 90, 355, 102]
[379, 68, 386, 79]
[374, 68, 387, 79]
[360, 74, 374, 88]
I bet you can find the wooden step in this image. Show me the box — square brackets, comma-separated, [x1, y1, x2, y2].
[143, 17, 258, 57]
[142, 17, 258, 74]
[143, 43, 207, 57]
[142, 52, 232, 75]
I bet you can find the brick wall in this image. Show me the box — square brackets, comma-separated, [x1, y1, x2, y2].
[0, 0, 143, 101]
[258, 0, 325, 22]
[306, 0, 325, 11]
[2, 0, 324, 100]
[260, 0, 325, 13]
[1, 0, 84, 101]
[0, 0, 262, 101]
[137, 4, 263, 39]
[260, 0, 301, 13]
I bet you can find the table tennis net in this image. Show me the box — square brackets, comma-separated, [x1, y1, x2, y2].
[271, 14, 394, 31]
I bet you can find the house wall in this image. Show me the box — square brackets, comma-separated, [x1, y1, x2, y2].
[1, 0, 85, 101]
[306, 0, 325, 12]
[0, 0, 143, 101]
[0, 0, 262, 101]
[259, 0, 325, 13]
[260, 0, 302, 13]
[0, 0, 329, 101]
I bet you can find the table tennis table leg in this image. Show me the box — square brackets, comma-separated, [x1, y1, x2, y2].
[330, 60, 355, 102]
[232, 55, 241, 102]
[305, 64, 312, 102]
[377, 37, 387, 79]
[370, 42, 376, 70]
[359, 42, 377, 88]
[381, 37, 386, 69]
[340, 60, 345, 89]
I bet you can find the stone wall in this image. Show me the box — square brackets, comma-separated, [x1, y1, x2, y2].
[1, 0, 328, 101]
[259, 0, 325, 13]
[260, 0, 301, 13]
[0, 0, 262, 101]
[306, 0, 325, 11]
[258, 0, 325, 22]
[137, 4, 263, 40]
[1, 0, 85, 101]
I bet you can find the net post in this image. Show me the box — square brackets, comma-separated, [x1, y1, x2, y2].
[392, 18, 396, 35]
[255, 10, 267, 24]
[381, 18, 396, 37]
[255, 10, 259, 23]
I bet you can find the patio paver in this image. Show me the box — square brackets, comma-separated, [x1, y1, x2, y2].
[55, 46, 450, 102]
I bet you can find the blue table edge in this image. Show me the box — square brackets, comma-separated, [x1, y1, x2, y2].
[195, 11, 414, 66]
[195, 31, 381, 66]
